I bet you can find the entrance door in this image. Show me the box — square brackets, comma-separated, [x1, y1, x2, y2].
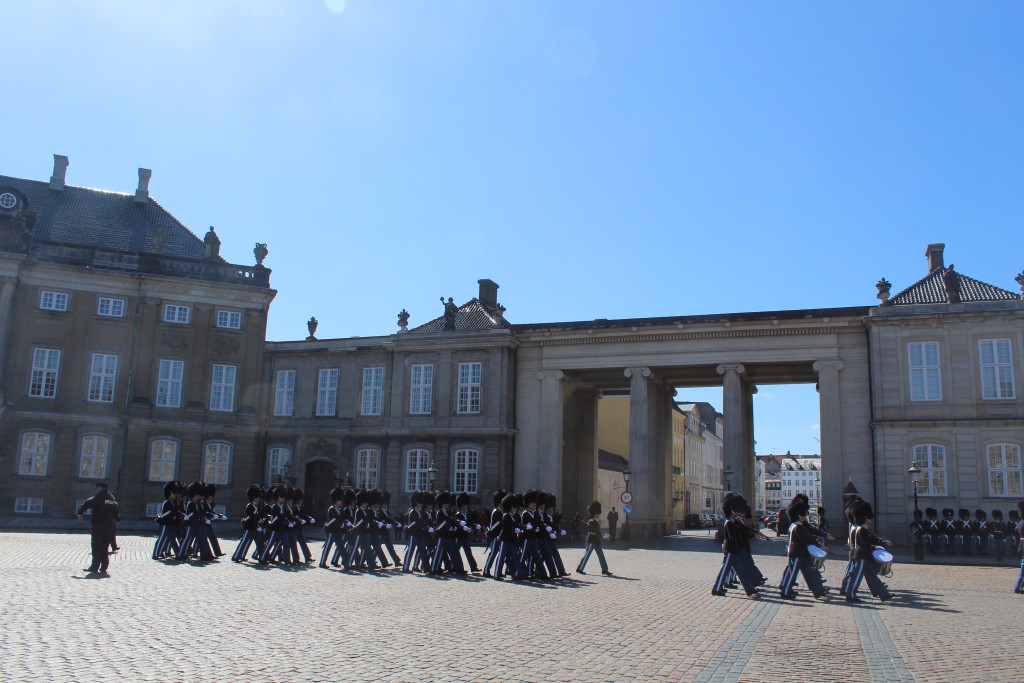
[305, 460, 337, 519]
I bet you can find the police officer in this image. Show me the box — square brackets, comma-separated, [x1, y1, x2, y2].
[76, 482, 120, 575]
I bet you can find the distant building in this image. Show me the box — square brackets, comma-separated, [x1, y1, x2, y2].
[776, 454, 822, 509]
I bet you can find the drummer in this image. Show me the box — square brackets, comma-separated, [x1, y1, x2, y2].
[779, 494, 830, 600]
[845, 498, 894, 604]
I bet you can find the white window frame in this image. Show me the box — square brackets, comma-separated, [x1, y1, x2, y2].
[361, 367, 384, 416]
[316, 368, 339, 416]
[267, 446, 291, 485]
[410, 364, 433, 415]
[29, 348, 61, 399]
[405, 448, 431, 492]
[210, 363, 237, 412]
[908, 342, 942, 401]
[156, 359, 185, 408]
[97, 297, 125, 318]
[14, 497, 43, 514]
[39, 290, 69, 312]
[163, 304, 191, 324]
[979, 339, 1015, 400]
[913, 444, 947, 496]
[356, 447, 380, 489]
[18, 431, 51, 476]
[457, 362, 482, 414]
[87, 353, 118, 403]
[203, 442, 232, 485]
[148, 438, 179, 482]
[145, 502, 162, 517]
[216, 310, 242, 329]
[274, 370, 296, 416]
[453, 448, 479, 494]
[79, 435, 110, 479]
[987, 443, 1022, 497]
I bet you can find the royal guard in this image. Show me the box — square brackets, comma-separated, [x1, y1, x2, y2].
[232, 484, 266, 563]
[991, 509, 1007, 562]
[152, 481, 181, 560]
[924, 508, 941, 555]
[482, 489, 506, 577]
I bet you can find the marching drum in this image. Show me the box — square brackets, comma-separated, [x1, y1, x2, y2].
[872, 547, 894, 576]
[808, 544, 827, 570]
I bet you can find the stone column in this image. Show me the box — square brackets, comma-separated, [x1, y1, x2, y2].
[537, 370, 566, 499]
[574, 390, 600, 519]
[0, 277, 17, 404]
[814, 360, 845, 529]
[625, 367, 670, 538]
[717, 364, 752, 504]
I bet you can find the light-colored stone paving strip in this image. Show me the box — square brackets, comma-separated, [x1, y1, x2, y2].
[693, 598, 781, 683]
[853, 605, 915, 683]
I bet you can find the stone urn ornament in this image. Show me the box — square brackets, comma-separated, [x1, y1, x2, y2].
[254, 242, 268, 267]
[306, 316, 318, 341]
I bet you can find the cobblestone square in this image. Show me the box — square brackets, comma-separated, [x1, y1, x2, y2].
[1, 531, 1020, 683]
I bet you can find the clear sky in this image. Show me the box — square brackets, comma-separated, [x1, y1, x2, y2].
[4, 1, 1021, 455]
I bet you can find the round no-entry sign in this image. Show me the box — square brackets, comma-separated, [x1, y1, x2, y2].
[620, 491, 633, 505]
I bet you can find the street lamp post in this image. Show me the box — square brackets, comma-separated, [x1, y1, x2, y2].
[907, 460, 923, 561]
[723, 466, 734, 495]
[622, 464, 631, 542]
[428, 460, 438, 490]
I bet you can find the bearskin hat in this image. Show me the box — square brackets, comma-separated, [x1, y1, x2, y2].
[942, 508, 954, 518]
[186, 481, 203, 498]
[1010, 507, 1021, 520]
[501, 493, 517, 513]
[958, 508, 970, 519]
[844, 496, 860, 524]
[588, 500, 602, 516]
[546, 493, 557, 509]
[456, 493, 470, 508]
[370, 489, 384, 506]
[293, 488, 305, 501]
[436, 491, 453, 507]
[283, 487, 296, 500]
[992, 509, 1003, 520]
[975, 509, 986, 520]
[382, 490, 391, 505]
[356, 489, 370, 506]
[163, 481, 177, 499]
[246, 484, 263, 502]
[912, 509, 923, 519]
[722, 492, 746, 517]
[816, 506, 825, 517]
[342, 488, 356, 506]
[851, 499, 873, 525]
[523, 490, 538, 506]
[205, 483, 217, 498]
[513, 493, 525, 510]
[786, 494, 810, 520]
[492, 489, 507, 507]
[925, 507, 938, 518]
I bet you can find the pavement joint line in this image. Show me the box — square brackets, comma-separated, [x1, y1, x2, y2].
[693, 598, 782, 683]
[853, 605, 916, 683]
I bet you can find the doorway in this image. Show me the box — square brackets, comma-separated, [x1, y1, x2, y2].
[304, 460, 337, 517]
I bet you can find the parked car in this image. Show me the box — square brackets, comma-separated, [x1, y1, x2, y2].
[683, 513, 702, 530]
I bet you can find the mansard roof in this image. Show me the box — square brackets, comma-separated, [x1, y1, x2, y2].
[0, 175, 212, 261]
[409, 299, 510, 333]
[887, 266, 1018, 305]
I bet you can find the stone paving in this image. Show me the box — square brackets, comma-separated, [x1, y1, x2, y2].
[1, 530, 1022, 683]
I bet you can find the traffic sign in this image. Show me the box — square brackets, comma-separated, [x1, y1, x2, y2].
[622, 504, 632, 514]
[620, 491, 633, 505]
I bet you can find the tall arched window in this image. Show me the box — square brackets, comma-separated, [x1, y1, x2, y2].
[148, 439, 179, 482]
[406, 448, 430, 492]
[79, 435, 109, 479]
[18, 432, 51, 476]
[356, 447, 380, 489]
[987, 444, 1022, 497]
[453, 448, 479, 494]
[267, 446, 291, 485]
[203, 442, 232, 485]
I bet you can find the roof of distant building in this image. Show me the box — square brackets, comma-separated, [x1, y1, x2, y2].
[0, 174, 213, 261]
[888, 266, 1017, 305]
[597, 449, 628, 473]
[409, 299, 510, 333]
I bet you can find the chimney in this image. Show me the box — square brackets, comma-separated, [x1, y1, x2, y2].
[926, 243, 945, 272]
[49, 154, 69, 190]
[477, 279, 499, 308]
[135, 168, 152, 203]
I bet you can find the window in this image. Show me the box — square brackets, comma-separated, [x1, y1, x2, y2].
[216, 310, 242, 329]
[39, 290, 69, 311]
[87, 353, 118, 403]
[14, 497, 43, 514]
[274, 370, 296, 416]
[18, 432, 50, 476]
[457, 362, 482, 414]
[267, 447, 291, 485]
[156, 360, 184, 408]
[29, 348, 61, 398]
[980, 339, 1015, 400]
[148, 439, 178, 482]
[987, 444, 1022, 497]
[0, 192, 17, 209]
[361, 367, 384, 416]
[210, 364, 237, 412]
[97, 297, 125, 318]
[406, 448, 431, 491]
[316, 368, 338, 416]
[163, 304, 190, 324]
[410, 364, 433, 415]
[453, 448, 479, 493]
[214, 504, 227, 517]
[203, 442, 232, 485]
[79, 435, 109, 479]
[356, 447, 380, 489]
[913, 444, 947, 496]
[145, 502, 162, 517]
[908, 342, 941, 401]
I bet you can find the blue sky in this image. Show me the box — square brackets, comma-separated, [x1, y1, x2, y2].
[4, 1, 1021, 455]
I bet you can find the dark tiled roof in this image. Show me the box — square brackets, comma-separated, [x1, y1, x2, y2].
[410, 299, 510, 333]
[598, 449, 628, 472]
[888, 267, 1018, 305]
[0, 175, 212, 261]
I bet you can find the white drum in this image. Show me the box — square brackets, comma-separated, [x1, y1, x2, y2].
[807, 544, 827, 570]
[872, 547, 894, 576]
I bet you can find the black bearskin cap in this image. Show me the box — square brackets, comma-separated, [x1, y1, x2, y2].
[1010, 507, 1021, 520]
[787, 494, 810, 520]
[992, 509, 1003, 520]
[844, 496, 861, 524]
[523, 490, 538, 506]
[723, 492, 746, 517]
[163, 481, 177, 498]
[851, 499, 873, 525]
[588, 500, 602, 516]
[546, 493, 557, 509]
[942, 508, 954, 518]
[342, 488, 356, 506]
[925, 507, 937, 518]
[912, 509, 923, 519]
[436, 491, 452, 507]
[410, 491, 422, 506]
[330, 487, 344, 503]
[370, 489, 384, 506]
[383, 490, 391, 505]
[958, 508, 969, 519]
[283, 487, 295, 500]
[356, 489, 370, 506]
[293, 488, 305, 501]
[501, 493, 516, 513]
[492, 489, 507, 507]
[186, 481, 203, 498]
[975, 509, 986, 520]
[205, 483, 217, 498]
[456, 493, 470, 508]
[246, 484, 263, 502]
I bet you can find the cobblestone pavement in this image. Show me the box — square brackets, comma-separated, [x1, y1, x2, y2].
[1, 531, 1021, 683]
